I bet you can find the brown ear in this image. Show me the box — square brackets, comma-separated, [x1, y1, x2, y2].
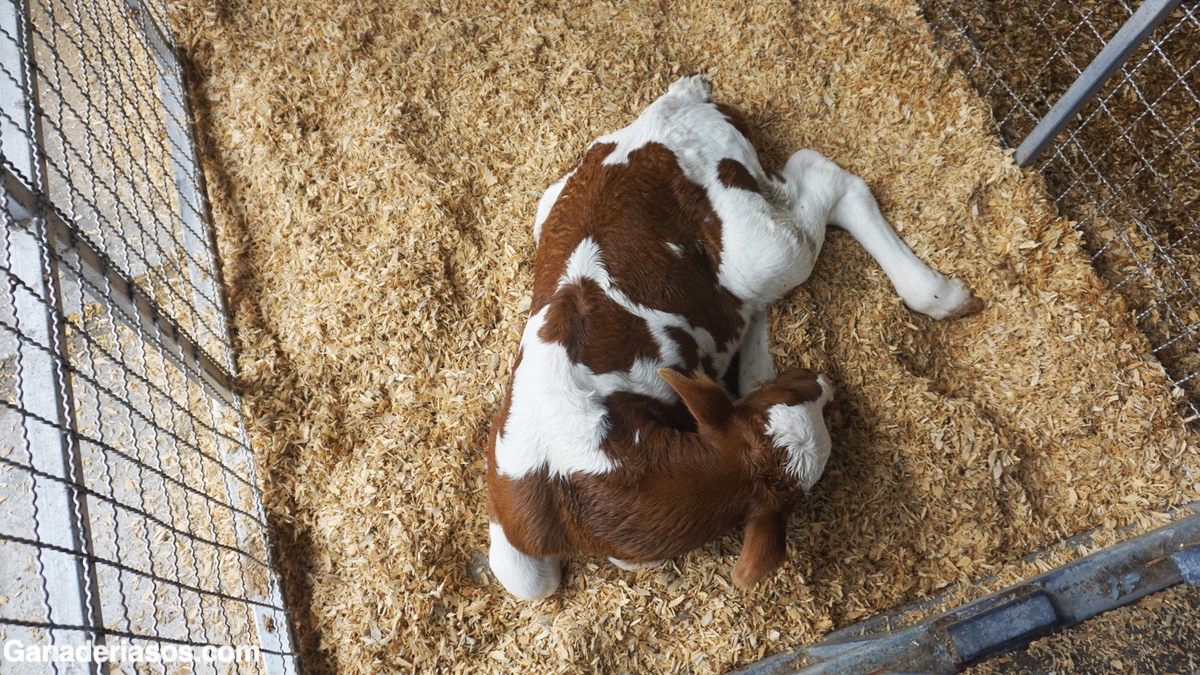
[658, 368, 733, 428]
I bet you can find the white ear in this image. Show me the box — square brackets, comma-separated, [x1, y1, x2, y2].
[764, 401, 832, 492]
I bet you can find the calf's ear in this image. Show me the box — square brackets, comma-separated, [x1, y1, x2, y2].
[658, 368, 733, 429]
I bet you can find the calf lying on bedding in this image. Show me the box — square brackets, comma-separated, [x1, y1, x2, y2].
[486, 75, 982, 600]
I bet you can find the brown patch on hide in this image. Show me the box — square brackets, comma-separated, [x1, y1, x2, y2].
[532, 141, 744, 351]
[718, 158, 760, 193]
[486, 363, 829, 568]
[667, 326, 700, 372]
[723, 351, 742, 396]
[740, 368, 826, 412]
[538, 277, 659, 374]
[487, 468, 572, 557]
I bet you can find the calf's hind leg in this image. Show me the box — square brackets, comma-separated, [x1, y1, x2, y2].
[783, 150, 983, 320]
[609, 557, 666, 571]
[489, 522, 561, 600]
[736, 310, 776, 395]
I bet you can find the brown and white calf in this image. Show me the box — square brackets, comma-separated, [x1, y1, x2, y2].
[486, 75, 980, 600]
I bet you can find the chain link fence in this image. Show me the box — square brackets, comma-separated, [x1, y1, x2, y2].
[922, 0, 1200, 420]
[0, 0, 299, 671]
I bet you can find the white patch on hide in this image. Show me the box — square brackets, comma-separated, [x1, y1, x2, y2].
[609, 557, 665, 571]
[494, 306, 619, 479]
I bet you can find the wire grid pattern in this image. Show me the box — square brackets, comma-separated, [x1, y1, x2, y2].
[0, 0, 298, 672]
[922, 0, 1200, 420]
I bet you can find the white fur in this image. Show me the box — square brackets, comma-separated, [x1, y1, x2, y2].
[561, 236, 608, 287]
[786, 150, 973, 318]
[591, 75, 822, 304]
[596, 78, 972, 315]
[737, 309, 776, 394]
[494, 306, 619, 478]
[489, 522, 560, 600]
[765, 374, 835, 491]
[496, 237, 727, 479]
[493, 76, 977, 599]
[502, 75, 972, 481]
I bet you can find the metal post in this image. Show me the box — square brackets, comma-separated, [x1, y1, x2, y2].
[1015, 0, 1184, 167]
[2, 0, 105, 668]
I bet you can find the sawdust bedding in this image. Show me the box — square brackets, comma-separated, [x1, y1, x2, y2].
[163, 0, 1200, 671]
[924, 0, 1200, 407]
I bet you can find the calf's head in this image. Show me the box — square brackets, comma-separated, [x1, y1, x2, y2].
[658, 367, 834, 494]
[658, 367, 834, 588]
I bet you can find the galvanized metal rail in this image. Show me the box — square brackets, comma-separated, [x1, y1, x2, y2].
[1015, 0, 1186, 166]
[0, 0, 300, 670]
[735, 509, 1200, 674]
[4, 167, 238, 405]
[736, 2, 1200, 670]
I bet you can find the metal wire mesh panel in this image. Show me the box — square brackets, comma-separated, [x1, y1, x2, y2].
[0, 0, 298, 671]
[922, 0, 1200, 419]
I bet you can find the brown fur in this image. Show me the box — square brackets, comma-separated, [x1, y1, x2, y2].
[538, 277, 659, 373]
[717, 158, 760, 193]
[530, 141, 744, 349]
[667, 325, 701, 373]
[488, 366, 829, 588]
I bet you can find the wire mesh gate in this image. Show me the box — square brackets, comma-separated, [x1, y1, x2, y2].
[922, 0, 1200, 420]
[0, 0, 298, 672]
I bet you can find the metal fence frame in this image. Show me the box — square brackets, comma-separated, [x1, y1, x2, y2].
[3, 0, 1194, 672]
[1, 0, 299, 672]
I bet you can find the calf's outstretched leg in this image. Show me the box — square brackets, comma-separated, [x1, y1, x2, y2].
[781, 150, 983, 320]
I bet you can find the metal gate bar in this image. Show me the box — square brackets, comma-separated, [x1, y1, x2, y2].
[924, 0, 1200, 419]
[1015, 0, 1186, 165]
[735, 509, 1200, 674]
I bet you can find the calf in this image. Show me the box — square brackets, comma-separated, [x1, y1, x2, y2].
[487, 75, 981, 600]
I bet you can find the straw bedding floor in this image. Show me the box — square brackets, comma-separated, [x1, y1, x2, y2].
[923, 0, 1200, 411]
[164, 0, 1200, 671]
